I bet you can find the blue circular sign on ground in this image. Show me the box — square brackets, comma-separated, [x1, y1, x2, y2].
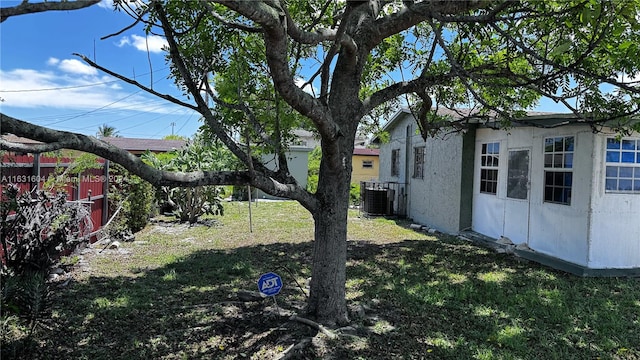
[258, 272, 283, 296]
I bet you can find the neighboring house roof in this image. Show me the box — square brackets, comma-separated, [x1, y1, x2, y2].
[353, 148, 379, 156]
[292, 129, 320, 148]
[292, 128, 371, 148]
[102, 137, 186, 152]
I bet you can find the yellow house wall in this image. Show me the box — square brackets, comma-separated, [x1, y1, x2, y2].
[351, 154, 379, 184]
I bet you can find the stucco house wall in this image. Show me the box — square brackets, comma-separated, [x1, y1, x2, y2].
[352, 149, 380, 184]
[378, 110, 472, 234]
[378, 110, 640, 271]
[587, 131, 640, 268]
[257, 146, 312, 199]
[472, 126, 594, 266]
[473, 125, 640, 269]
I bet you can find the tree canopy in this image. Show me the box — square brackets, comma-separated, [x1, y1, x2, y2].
[2, 0, 640, 325]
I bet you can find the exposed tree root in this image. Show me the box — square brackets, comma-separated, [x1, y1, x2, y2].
[275, 337, 312, 360]
[290, 315, 337, 339]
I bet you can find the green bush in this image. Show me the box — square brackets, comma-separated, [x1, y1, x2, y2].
[350, 182, 361, 206]
[143, 132, 228, 224]
[1, 271, 50, 359]
[0, 184, 90, 358]
[306, 147, 321, 193]
[0, 184, 91, 275]
[108, 164, 155, 233]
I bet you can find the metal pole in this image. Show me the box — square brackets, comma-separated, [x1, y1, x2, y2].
[247, 185, 253, 233]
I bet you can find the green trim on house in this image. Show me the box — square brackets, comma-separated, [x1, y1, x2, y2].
[458, 125, 476, 231]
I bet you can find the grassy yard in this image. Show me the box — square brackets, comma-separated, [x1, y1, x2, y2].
[17, 201, 640, 359]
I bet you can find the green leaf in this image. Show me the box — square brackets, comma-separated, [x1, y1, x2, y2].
[619, 41, 633, 50]
[549, 40, 572, 57]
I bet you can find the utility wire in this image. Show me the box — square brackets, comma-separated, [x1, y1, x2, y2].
[0, 66, 169, 93]
[0, 80, 120, 93]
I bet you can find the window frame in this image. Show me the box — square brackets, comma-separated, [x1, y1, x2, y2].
[413, 146, 425, 179]
[362, 160, 373, 169]
[391, 149, 400, 176]
[506, 149, 530, 200]
[604, 137, 640, 194]
[543, 136, 574, 205]
[479, 142, 500, 195]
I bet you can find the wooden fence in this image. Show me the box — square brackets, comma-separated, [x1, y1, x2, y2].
[1, 153, 109, 232]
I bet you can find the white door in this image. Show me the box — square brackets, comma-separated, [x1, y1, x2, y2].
[472, 141, 504, 239]
[502, 148, 531, 244]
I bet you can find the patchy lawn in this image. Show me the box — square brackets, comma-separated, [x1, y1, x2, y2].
[18, 201, 640, 359]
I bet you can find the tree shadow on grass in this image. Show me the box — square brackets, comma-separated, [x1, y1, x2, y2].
[34, 242, 316, 360]
[343, 237, 640, 359]
[26, 236, 640, 360]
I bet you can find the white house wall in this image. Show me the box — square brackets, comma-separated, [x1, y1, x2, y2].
[257, 147, 311, 199]
[379, 113, 465, 234]
[409, 132, 465, 234]
[587, 132, 640, 268]
[473, 126, 594, 266]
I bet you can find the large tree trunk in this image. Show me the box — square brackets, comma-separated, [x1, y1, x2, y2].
[307, 140, 354, 325]
[308, 176, 351, 326]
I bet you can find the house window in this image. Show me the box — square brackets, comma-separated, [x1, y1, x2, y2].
[480, 142, 500, 194]
[391, 149, 400, 176]
[605, 137, 640, 193]
[507, 150, 529, 200]
[543, 136, 574, 205]
[362, 160, 373, 168]
[413, 146, 425, 179]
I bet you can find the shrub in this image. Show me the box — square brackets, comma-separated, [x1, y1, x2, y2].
[167, 186, 224, 224]
[143, 132, 228, 224]
[350, 182, 361, 206]
[0, 184, 91, 358]
[0, 184, 92, 275]
[108, 164, 155, 233]
[306, 147, 321, 193]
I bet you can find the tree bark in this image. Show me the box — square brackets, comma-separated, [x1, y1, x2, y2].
[308, 175, 351, 326]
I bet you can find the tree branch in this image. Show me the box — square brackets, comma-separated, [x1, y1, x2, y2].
[0, 113, 318, 210]
[284, 9, 338, 44]
[0, 139, 63, 153]
[487, 22, 640, 95]
[100, 8, 150, 40]
[369, 0, 494, 49]
[153, 3, 256, 166]
[1, 0, 100, 22]
[201, 2, 262, 33]
[361, 73, 455, 114]
[215, 1, 339, 142]
[73, 53, 198, 111]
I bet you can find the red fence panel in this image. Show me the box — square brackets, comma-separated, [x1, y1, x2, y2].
[1, 153, 108, 229]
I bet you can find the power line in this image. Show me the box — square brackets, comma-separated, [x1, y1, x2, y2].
[174, 112, 195, 135]
[41, 89, 144, 126]
[0, 66, 170, 93]
[0, 80, 119, 93]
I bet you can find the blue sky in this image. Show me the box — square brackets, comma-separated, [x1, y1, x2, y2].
[1, 0, 200, 138]
[0, 0, 571, 140]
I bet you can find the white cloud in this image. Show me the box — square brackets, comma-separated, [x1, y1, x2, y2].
[618, 72, 640, 84]
[0, 67, 182, 114]
[117, 37, 131, 47]
[47, 57, 60, 66]
[97, 0, 114, 10]
[99, 0, 145, 10]
[58, 59, 98, 76]
[117, 34, 168, 54]
[295, 77, 317, 95]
